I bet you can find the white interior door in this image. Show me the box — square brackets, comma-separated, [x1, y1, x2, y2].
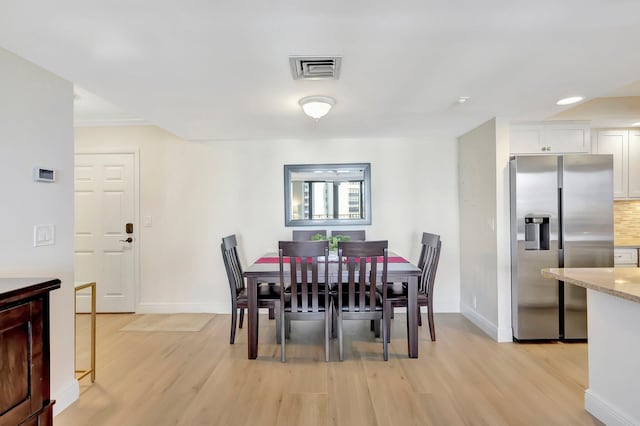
[75, 152, 137, 312]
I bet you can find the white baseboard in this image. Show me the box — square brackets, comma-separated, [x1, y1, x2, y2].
[461, 303, 512, 342]
[136, 302, 228, 314]
[585, 389, 637, 426]
[52, 379, 79, 416]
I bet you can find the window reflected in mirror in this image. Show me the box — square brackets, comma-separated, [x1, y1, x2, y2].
[284, 163, 371, 226]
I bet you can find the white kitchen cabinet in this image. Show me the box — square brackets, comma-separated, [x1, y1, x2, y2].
[594, 129, 628, 199]
[594, 129, 640, 199]
[510, 122, 591, 154]
[628, 130, 640, 198]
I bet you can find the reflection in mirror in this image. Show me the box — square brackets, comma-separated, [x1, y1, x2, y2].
[284, 163, 371, 226]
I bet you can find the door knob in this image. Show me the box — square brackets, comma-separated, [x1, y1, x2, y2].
[120, 237, 133, 243]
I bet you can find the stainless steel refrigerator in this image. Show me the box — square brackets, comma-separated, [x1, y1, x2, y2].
[510, 154, 613, 341]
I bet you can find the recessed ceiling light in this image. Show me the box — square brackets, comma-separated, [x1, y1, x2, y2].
[457, 96, 470, 104]
[632, 122, 640, 127]
[556, 96, 584, 106]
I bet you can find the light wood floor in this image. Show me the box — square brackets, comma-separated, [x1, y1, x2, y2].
[58, 313, 601, 426]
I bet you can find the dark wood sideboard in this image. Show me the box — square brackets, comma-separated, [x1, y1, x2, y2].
[0, 278, 61, 426]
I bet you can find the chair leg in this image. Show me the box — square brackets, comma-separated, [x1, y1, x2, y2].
[269, 306, 275, 320]
[275, 303, 281, 344]
[239, 308, 245, 329]
[373, 318, 381, 338]
[386, 303, 392, 343]
[325, 308, 330, 362]
[338, 314, 344, 361]
[281, 312, 287, 362]
[417, 308, 422, 327]
[370, 320, 375, 331]
[230, 307, 237, 344]
[427, 304, 436, 341]
[382, 315, 388, 361]
[285, 318, 291, 338]
[332, 308, 338, 338]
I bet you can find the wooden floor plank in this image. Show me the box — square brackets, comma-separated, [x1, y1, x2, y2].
[276, 393, 328, 426]
[57, 313, 602, 426]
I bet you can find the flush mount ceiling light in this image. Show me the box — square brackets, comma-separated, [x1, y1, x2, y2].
[299, 96, 336, 120]
[556, 96, 584, 106]
[632, 122, 640, 127]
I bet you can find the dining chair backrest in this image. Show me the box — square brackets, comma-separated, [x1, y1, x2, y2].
[337, 241, 388, 312]
[417, 232, 440, 271]
[221, 234, 245, 296]
[419, 235, 442, 295]
[331, 230, 366, 241]
[292, 230, 327, 241]
[278, 240, 329, 313]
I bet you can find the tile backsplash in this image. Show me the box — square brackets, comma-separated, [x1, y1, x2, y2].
[614, 200, 640, 242]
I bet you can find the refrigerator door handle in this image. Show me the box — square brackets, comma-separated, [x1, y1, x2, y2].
[557, 187, 563, 250]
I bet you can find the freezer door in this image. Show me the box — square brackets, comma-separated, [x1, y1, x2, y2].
[562, 155, 614, 339]
[510, 156, 560, 340]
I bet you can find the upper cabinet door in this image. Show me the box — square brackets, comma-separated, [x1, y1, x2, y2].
[510, 122, 591, 154]
[628, 130, 640, 198]
[542, 125, 591, 153]
[595, 129, 628, 199]
[510, 125, 544, 154]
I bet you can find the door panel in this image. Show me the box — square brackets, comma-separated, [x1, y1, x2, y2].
[510, 156, 560, 340]
[0, 300, 43, 424]
[562, 155, 614, 339]
[595, 130, 627, 199]
[629, 131, 640, 198]
[74, 153, 136, 312]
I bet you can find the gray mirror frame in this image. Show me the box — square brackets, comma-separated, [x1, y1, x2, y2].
[284, 163, 372, 227]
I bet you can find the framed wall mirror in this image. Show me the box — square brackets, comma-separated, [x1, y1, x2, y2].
[284, 163, 371, 227]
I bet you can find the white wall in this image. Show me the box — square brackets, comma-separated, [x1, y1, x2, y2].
[75, 127, 461, 314]
[0, 48, 77, 412]
[458, 118, 511, 341]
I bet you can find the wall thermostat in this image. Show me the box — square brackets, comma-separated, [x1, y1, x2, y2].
[33, 167, 56, 182]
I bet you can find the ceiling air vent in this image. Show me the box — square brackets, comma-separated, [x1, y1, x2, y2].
[289, 56, 342, 80]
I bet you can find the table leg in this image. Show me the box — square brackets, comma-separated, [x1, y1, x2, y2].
[247, 277, 259, 359]
[74, 282, 97, 381]
[90, 283, 96, 382]
[407, 275, 419, 358]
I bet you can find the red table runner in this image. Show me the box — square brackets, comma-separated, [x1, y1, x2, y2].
[256, 256, 408, 264]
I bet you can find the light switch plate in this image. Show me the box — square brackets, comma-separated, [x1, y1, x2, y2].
[34, 224, 55, 247]
[143, 215, 153, 227]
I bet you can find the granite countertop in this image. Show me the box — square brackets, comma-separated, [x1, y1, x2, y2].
[542, 268, 640, 304]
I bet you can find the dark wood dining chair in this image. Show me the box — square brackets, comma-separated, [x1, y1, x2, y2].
[336, 240, 389, 361]
[292, 230, 327, 241]
[278, 240, 331, 362]
[385, 232, 441, 341]
[331, 230, 366, 241]
[221, 235, 281, 344]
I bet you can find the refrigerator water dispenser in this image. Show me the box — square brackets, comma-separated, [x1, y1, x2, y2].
[524, 215, 550, 250]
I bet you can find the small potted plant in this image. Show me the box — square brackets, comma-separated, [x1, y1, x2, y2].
[311, 233, 351, 258]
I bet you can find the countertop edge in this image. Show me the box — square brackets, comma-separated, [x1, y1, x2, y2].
[542, 268, 640, 304]
[0, 278, 62, 304]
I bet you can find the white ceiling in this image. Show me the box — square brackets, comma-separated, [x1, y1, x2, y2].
[2, 1, 640, 141]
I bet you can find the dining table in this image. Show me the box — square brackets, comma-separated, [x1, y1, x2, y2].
[243, 251, 422, 359]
